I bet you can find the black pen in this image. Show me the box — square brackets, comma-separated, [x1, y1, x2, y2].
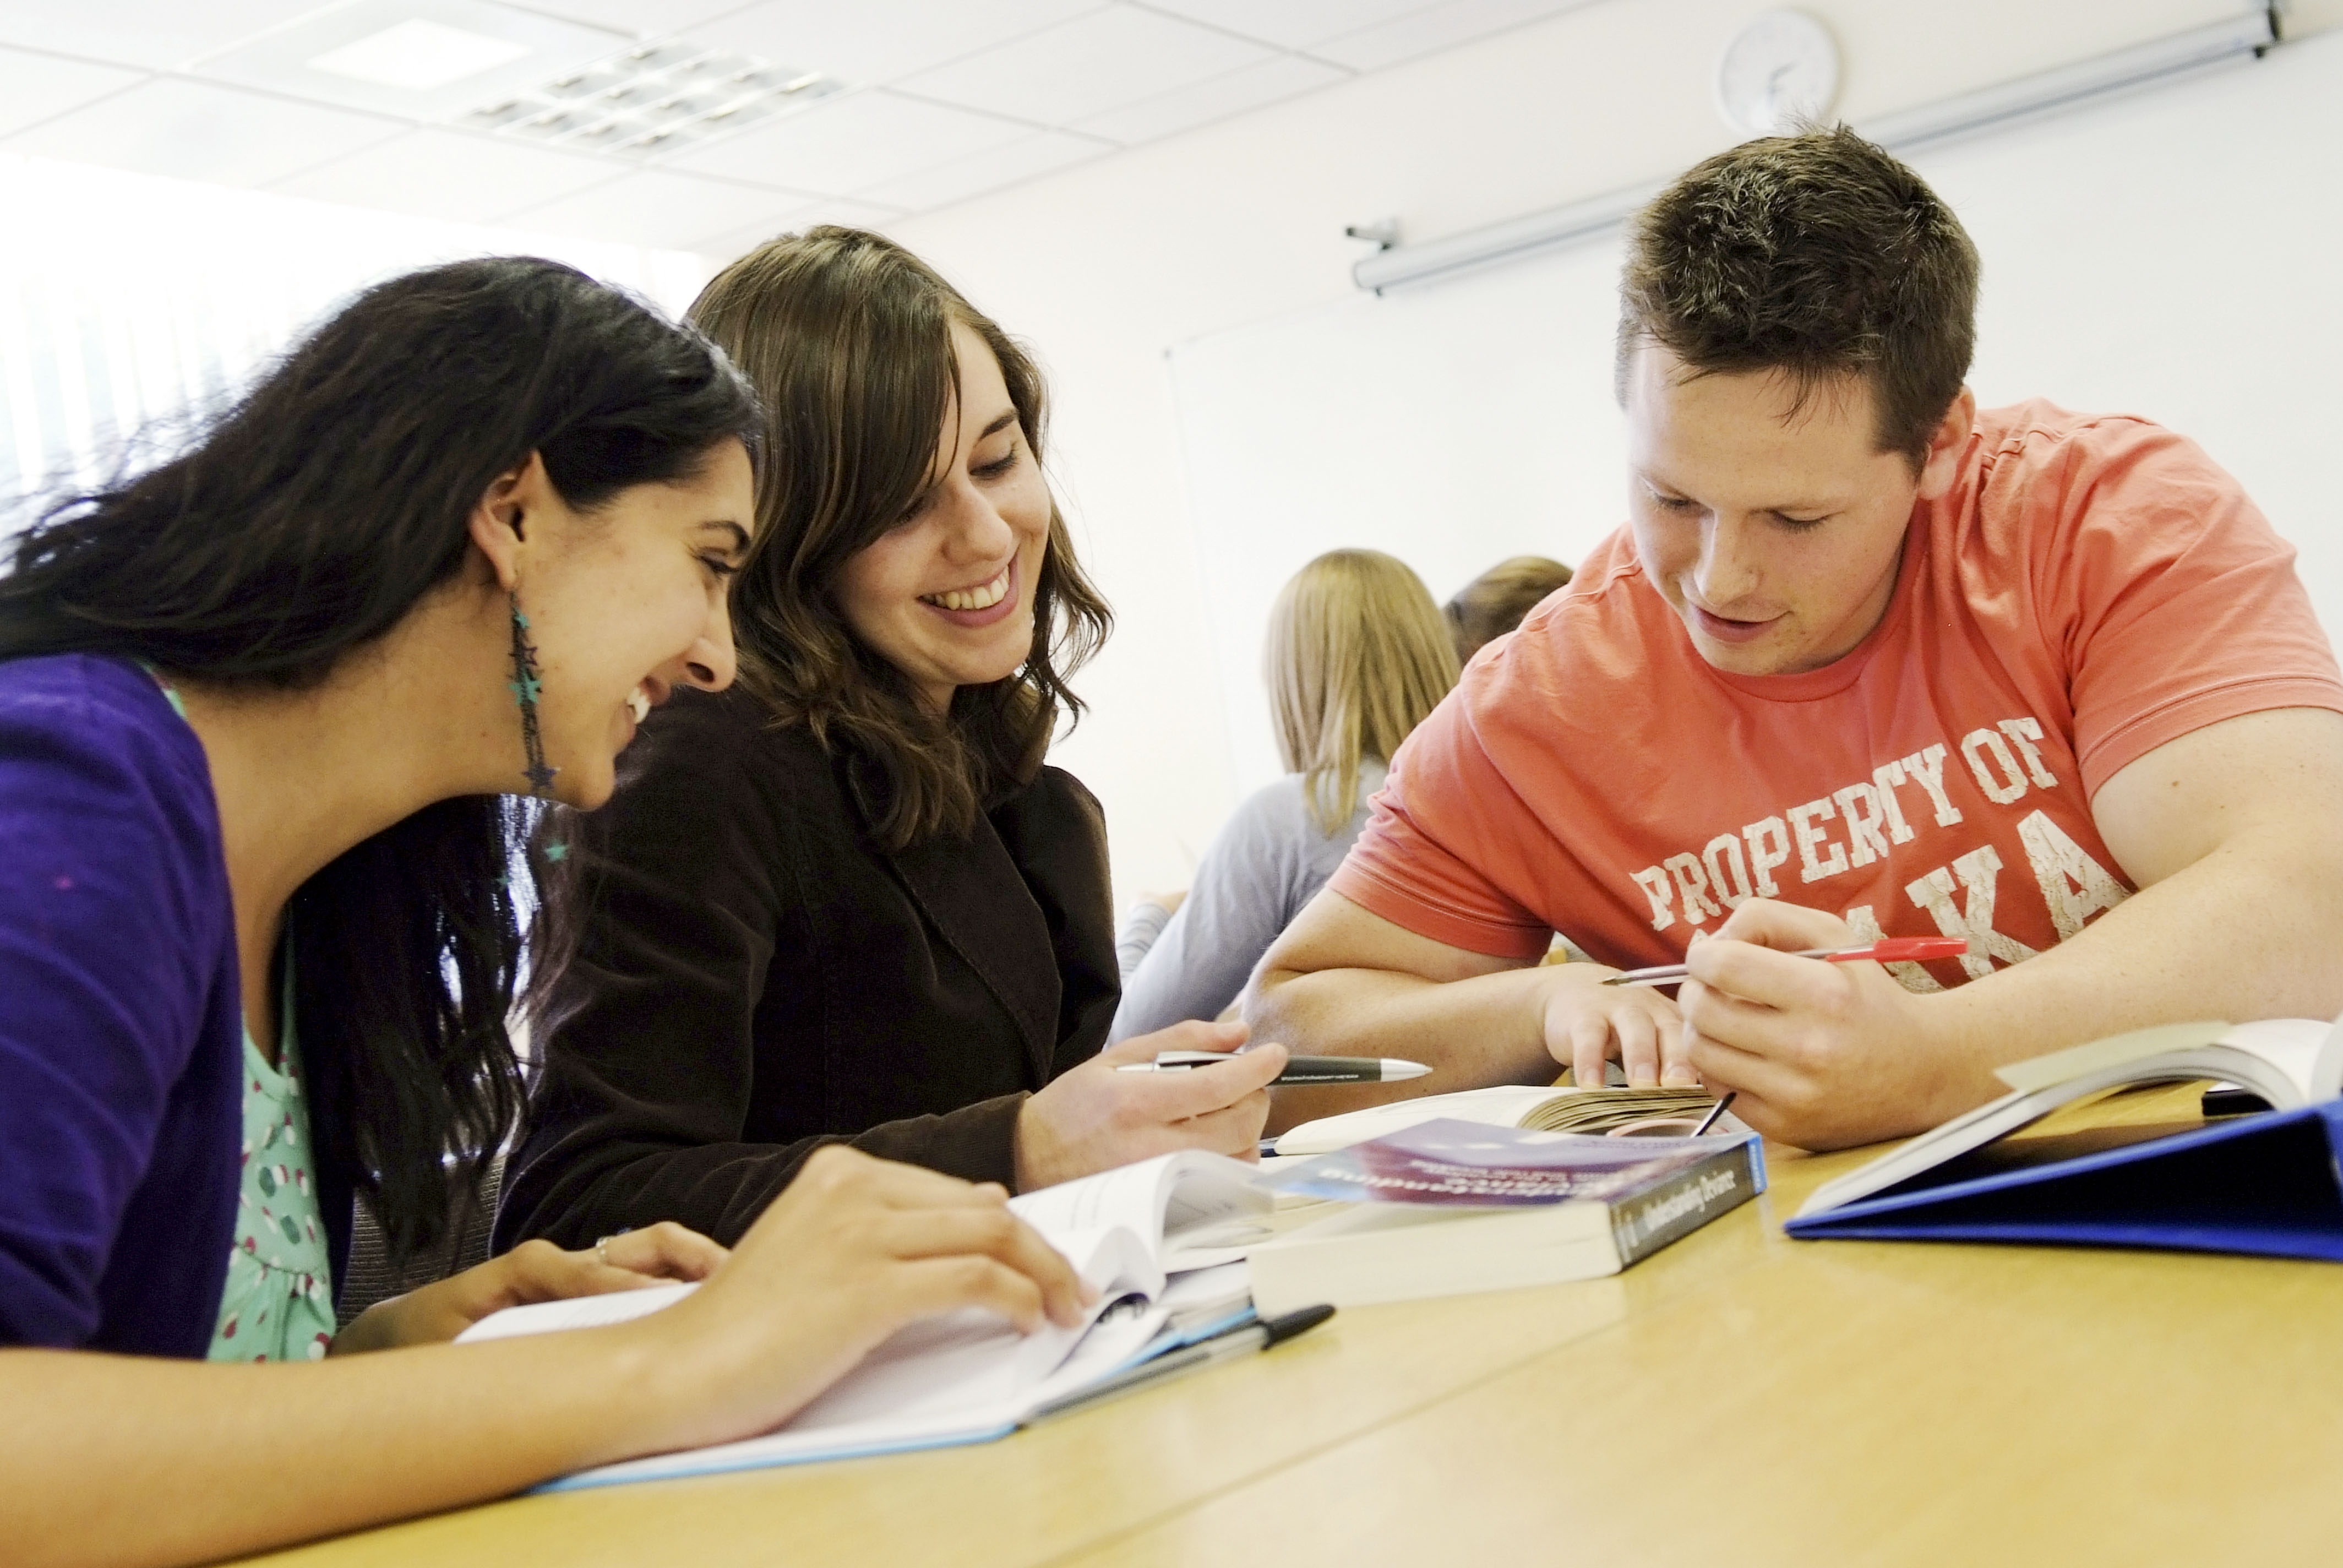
[1025, 1305, 1337, 1423]
[1691, 1091, 1737, 1137]
[1118, 1050, 1430, 1085]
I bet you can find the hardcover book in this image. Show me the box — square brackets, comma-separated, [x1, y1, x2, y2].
[1788, 1015, 2343, 1259]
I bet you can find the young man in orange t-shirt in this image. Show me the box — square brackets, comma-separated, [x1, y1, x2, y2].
[1250, 127, 2343, 1151]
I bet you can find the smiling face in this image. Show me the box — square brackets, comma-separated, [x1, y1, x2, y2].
[836, 321, 1053, 714]
[506, 438, 755, 807]
[1623, 341, 1973, 678]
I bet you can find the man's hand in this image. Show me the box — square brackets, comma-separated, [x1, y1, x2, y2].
[333, 1222, 726, 1353]
[1014, 1021, 1285, 1190]
[1535, 963, 1696, 1088]
[1677, 899, 1988, 1149]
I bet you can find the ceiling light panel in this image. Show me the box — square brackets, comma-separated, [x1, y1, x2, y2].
[896, 6, 1276, 128]
[195, 0, 626, 121]
[464, 39, 847, 160]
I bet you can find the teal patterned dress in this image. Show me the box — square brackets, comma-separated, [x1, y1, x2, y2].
[205, 1001, 336, 1362]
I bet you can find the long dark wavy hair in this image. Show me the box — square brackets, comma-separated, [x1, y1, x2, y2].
[686, 227, 1111, 849]
[0, 257, 759, 1260]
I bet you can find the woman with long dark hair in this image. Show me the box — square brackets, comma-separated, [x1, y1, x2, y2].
[498, 229, 1283, 1254]
[0, 258, 1081, 1568]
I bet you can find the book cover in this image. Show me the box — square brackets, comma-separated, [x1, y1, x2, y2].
[1260, 1118, 1764, 1209]
[1786, 1099, 2343, 1262]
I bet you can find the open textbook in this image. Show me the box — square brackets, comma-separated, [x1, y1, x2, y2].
[1273, 1083, 1747, 1156]
[1789, 1015, 2343, 1259]
[456, 1151, 1271, 1490]
[1247, 1119, 1764, 1314]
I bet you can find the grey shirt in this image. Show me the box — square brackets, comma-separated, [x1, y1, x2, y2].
[1109, 758, 1386, 1043]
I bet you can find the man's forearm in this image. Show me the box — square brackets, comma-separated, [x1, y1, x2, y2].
[1246, 962, 1557, 1132]
[1927, 823, 2343, 1077]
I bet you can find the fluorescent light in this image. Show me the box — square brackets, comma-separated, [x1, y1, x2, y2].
[307, 19, 531, 92]
[1355, 6, 2281, 293]
[463, 41, 846, 160]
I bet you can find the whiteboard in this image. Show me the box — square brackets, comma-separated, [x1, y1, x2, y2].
[1168, 27, 2343, 796]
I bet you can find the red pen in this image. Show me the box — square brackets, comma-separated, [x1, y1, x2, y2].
[1600, 937, 1969, 987]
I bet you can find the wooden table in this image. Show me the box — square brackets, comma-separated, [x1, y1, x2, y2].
[245, 1087, 2343, 1567]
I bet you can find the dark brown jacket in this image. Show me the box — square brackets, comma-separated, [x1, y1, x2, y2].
[493, 686, 1119, 1250]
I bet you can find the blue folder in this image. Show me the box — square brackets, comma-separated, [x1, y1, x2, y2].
[1784, 1099, 2343, 1261]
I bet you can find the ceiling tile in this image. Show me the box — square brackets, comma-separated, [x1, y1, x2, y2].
[854, 128, 1110, 211]
[505, 166, 815, 249]
[669, 89, 1033, 195]
[1, 77, 406, 187]
[271, 126, 623, 225]
[700, 0, 1103, 85]
[1071, 52, 1345, 145]
[192, 0, 629, 124]
[0, 47, 146, 139]
[502, 1, 751, 37]
[1139, 1, 1435, 51]
[1311, 0, 1587, 73]
[694, 196, 907, 260]
[896, 6, 1275, 127]
[0, 2, 337, 73]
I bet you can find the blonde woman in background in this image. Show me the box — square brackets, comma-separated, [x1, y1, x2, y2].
[1110, 550, 1458, 1041]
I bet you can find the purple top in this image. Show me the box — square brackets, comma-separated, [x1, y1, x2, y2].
[0, 654, 242, 1357]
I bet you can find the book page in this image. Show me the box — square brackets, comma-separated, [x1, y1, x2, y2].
[455, 1281, 694, 1344]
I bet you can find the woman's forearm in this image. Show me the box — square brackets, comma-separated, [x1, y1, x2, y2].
[3, 1329, 684, 1568]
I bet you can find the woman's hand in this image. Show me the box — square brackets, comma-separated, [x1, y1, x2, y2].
[331, 1223, 726, 1354]
[635, 1145, 1089, 1455]
[1536, 962, 1697, 1089]
[1013, 1021, 1285, 1191]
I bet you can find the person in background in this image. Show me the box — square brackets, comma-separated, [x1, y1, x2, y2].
[1445, 554, 1573, 663]
[1110, 549, 1459, 1042]
[0, 258, 1085, 1568]
[497, 230, 1283, 1257]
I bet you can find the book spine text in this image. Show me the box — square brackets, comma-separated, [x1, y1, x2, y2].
[1609, 1141, 1759, 1267]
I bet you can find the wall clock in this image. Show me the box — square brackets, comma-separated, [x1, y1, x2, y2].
[1715, 9, 1841, 138]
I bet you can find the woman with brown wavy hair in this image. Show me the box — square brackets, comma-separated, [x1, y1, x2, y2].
[497, 229, 1283, 1251]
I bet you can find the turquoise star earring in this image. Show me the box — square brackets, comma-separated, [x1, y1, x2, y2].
[507, 592, 558, 798]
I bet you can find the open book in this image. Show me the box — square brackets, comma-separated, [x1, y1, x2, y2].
[456, 1151, 1271, 1490]
[1795, 1016, 2342, 1219]
[1788, 1014, 2343, 1260]
[1247, 1119, 1764, 1314]
[1273, 1084, 1743, 1156]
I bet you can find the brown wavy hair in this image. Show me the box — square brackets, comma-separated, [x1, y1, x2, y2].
[688, 228, 1111, 849]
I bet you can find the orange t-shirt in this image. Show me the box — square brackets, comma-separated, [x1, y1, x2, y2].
[1329, 401, 2343, 990]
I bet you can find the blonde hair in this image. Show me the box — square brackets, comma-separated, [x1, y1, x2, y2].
[1265, 550, 1461, 835]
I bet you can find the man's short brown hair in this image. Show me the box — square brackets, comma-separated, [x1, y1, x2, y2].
[1617, 126, 1980, 469]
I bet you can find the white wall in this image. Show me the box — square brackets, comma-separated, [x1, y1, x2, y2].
[1168, 28, 2343, 793]
[0, 151, 712, 508]
[888, 0, 2339, 900]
